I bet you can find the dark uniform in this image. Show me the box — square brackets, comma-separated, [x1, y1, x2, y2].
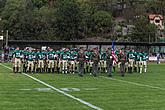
[106, 49, 113, 77]
[78, 48, 85, 77]
[118, 51, 126, 77]
[92, 49, 100, 77]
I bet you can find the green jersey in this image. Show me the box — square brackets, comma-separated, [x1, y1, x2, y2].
[22, 51, 27, 60]
[128, 51, 135, 59]
[136, 52, 143, 61]
[133, 52, 137, 61]
[115, 50, 120, 60]
[70, 51, 77, 61]
[54, 52, 59, 60]
[32, 52, 37, 60]
[26, 52, 34, 61]
[12, 50, 22, 58]
[61, 51, 70, 60]
[100, 51, 106, 60]
[115, 50, 119, 56]
[37, 52, 45, 60]
[142, 53, 148, 61]
[47, 51, 55, 60]
[106, 50, 112, 60]
[125, 50, 129, 62]
[85, 51, 92, 61]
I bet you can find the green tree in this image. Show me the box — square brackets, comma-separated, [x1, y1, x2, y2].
[131, 16, 157, 42]
[1, 0, 27, 39]
[1, 0, 56, 40]
[55, 0, 81, 40]
[145, 0, 165, 16]
[92, 11, 113, 35]
[0, 0, 7, 13]
[31, 7, 56, 40]
[32, 0, 48, 9]
[79, 3, 96, 37]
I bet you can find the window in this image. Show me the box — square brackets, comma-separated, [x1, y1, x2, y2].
[155, 19, 160, 23]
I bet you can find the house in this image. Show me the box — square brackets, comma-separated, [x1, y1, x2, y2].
[149, 14, 164, 30]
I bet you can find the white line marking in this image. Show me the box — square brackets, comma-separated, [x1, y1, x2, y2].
[101, 76, 165, 91]
[84, 88, 98, 91]
[35, 88, 52, 92]
[0, 63, 103, 110]
[19, 89, 31, 91]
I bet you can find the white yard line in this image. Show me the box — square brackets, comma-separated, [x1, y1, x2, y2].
[101, 76, 165, 91]
[0, 63, 103, 110]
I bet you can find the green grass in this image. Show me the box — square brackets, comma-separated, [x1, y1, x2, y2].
[0, 63, 165, 110]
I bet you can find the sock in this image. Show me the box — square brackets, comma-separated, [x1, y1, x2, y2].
[113, 67, 115, 72]
[144, 67, 147, 73]
[140, 68, 142, 74]
[130, 67, 132, 73]
[13, 67, 15, 73]
[52, 68, 55, 73]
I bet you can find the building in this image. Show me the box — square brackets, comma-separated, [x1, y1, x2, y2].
[149, 14, 164, 30]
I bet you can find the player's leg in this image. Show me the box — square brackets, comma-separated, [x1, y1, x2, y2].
[112, 61, 116, 72]
[57, 60, 60, 73]
[18, 59, 22, 73]
[31, 61, 34, 73]
[130, 59, 134, 73]
[134, 60, 137, 72]
[139, 61, 143, 74]
[36, 60, 40, 73]
[51, 60, 55, 73]
[54, 60, 58, 72]
[128, 59, 131, 73]
[73, 61, 75, 74]
[104, 61, 107, 73]
[26, 61, 30, 73]
[16, 58, 20, 73]
[48, 60, 51, 73]
[69, 61, 72, 73]
[40, 60, 43, 72]
[121, 63, 125, 77]
[49, 60, 52, 73]
[39, 60, 42, 73]
[84, 62, 86, 74]
[118, 62, 121, 73]
[13, 58, 17, 73]
[143, 61, 147, 73]
[92, 62, 97, 77]
[65, 60, 68, 74]
[89, 61, 93, 74]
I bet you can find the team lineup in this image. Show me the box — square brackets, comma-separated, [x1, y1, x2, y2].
[12, 46, 148, 77]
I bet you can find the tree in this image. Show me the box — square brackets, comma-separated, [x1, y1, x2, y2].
[145, 0, 165, 16]
[131, 16, 157, 42]
[55, 0, 81, 40]
[79, 3, 96, 37]
[1, 0, 57, 40]
[1, 0, 28, 40]
[31, 0, 48, 9]
[0, 0, 7, 13]
[31, 6, 56, 40]
[92, 11, 113, 35]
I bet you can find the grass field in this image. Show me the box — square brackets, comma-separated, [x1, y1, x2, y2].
[0, 63, 165, 110]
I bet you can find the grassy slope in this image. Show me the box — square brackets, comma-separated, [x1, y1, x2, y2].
[0, 63, 165, 110]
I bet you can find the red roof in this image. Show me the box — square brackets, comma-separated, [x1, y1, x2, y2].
[149, 14, 164, 20]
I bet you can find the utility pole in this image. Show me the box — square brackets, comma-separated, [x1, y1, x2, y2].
[148, 33, 151, 54]
[5, 30, 8, 48]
